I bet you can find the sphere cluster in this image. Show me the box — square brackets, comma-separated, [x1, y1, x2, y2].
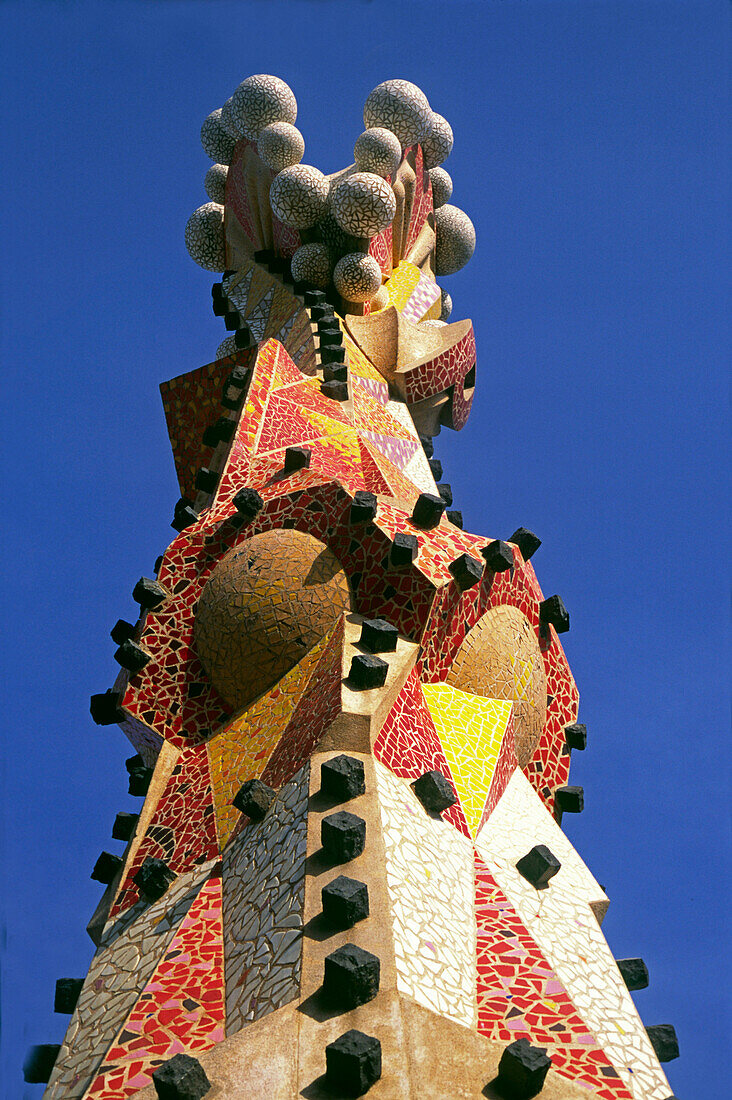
[333, 252, 382, 302]
[429, 166, 453, 209]
[291, 242, 331, 289]
[331, 172, 397, 238]
[422, 113, 453, 170]
[200, 109, 236, 164]
[204, 163, 228, 204]
[229, 74, 297, 141]
[185, 202, 226, 271]
[434, 203, 476, 276]
[257, 121, 305, 172]
[353, 127, 402, 178]
[363, 79, 432, 149]
[269, 164, 329, 228]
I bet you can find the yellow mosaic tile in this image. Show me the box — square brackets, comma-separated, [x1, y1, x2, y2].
[421, 683, 513, 837]
[206, 629, 334, 849]
[384, 261, 422, 312]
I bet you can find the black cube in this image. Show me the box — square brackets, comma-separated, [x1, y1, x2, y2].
[232, 778, 276, 821]
[110, 619, 135, 645]
[359, 617, 398, 654]
[555, 785, 584, 814]
[152, 1052, 211, 1099]
[23, 1044, 61, 1085]
[481, 540, 514, 573]
[349, 653, 388, 690]
[114, 639, 150, 675]
[539, 594, 570, 633]
[321, 755, 366, 801]
[54, 978, 84, 1014]
[323, 943, 380, 1009]
[646, 1024, 679, 1062]
[389, 531, 418, 568]
[446, 509, 464, 529]
[321, 379, 349, 402]
[411, 492, 445, 530]
[325, 1030, 382, 1097]
[133, 856, 176, 902]
[133, 577, 167, 611]
[448, 552, 484, 591]
[564, 722, 587, 750]
[411, 770, 457, 814]
[321, 811, 366, 862]
[508, 527, 542, 561]
[497, 1037, 552, 1098]
[322, 875, 369, 928]
[283, 445, 311, 473]
[91, 851, 122, 884]
[436, 482, 453, 506]
[617, 957, 649, 991]
[516, 844, 561, 888]
[232, 485, 264, 521]
[89, 689, 123, 725]
[350, 490, 377, 524]
[112, 811, 139, 842]
[195, 467, 219, 494]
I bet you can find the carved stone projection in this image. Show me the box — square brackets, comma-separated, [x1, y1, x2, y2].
[29, 75, 678, 1100]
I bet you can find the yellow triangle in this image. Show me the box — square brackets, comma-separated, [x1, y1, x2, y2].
[207, 628, 334, 849]
[421, 683, 513, 837]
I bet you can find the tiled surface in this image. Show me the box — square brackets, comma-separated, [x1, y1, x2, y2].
[222, 764, 309, 1035]
[374, 759, 477, 1028]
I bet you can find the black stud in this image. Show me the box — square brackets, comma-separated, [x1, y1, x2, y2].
[359, 618, 398, 654]
[195, 467, 219, 494]
[564, 722, 587, 750]
[54, 977, 84, 1014]
[428, 457, 443, 480]
[132, 577, 167, 611]
[254, 248, 274, 264]
[350, 490, 377, 524]
[112, 811, 139, 842]
[114, 639, 150, 675]
[89, 689, 123, 725]
[539, 594, 570, 633]
[151, 1051, 211, 1099]
[508, 528, 542, 561]
[436, 482, 453, 506]
[418, 433, 434, 458]
[323, 943, 380, 1008]
[304, 288, 327, 306]
[154, 555, 163, 575]
[232, 778, 276, 821]
[225, 363, 250, 389]
[133, 856, 176, 902]
[310, 303, 333, 321]
[555, 785, 584, 814]
[516, 844, 561, 887]
[321, 755, 366, 801]
[323, 363, 348, 383]
[321, 379, 349, 402]
[319, 329, 343, 347]
[446, 509, 464, 529]
[646, 1025, 679, 1062]
[322, 875, 370, 928]
[497, 1037, 552, 1098]
[320, 345, 346, 365]
[268, 256, 288, 275]
[481, 540, 514, 573]
[349, 653, 388, 690]
[211, 283, 226, 316]
[91, 851, 123, 884]
[110, 619, 135, 645]
[224, 309, 241, 331]
[411, 492, 445, 530]
[325, 1030, 382, 1097]
[411, 770, 457, 814]
[126, 755, 153, 797]
[318, 318, 341, 334]
[321, 811, 366, 862]
[617, 958, 649, 991]
[234, 326, 254, 350]
[23, 1045, 61, 1085]
[283, 445, 311, 473]
[232, 485, 264, 521]
[292, 280, 309, 297]
[389, 531, 419, 568]
[171, 500, 199, 531]
[448, 552, 484, 591]
[203, 416, 235, 446]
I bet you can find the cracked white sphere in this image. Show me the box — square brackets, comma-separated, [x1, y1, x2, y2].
[220, 97, 240, 140]
[200, 109, 236, 164]
[354, 127, 402, 178]
[229, 74, 297, 141]
[291, 242, 331, 289]
[422, 112, 453, 169]
[331, 172, 397, 238]
[216, 335, 238, 359]
[333, 252, 382, 302]
[269, 164, 329, 228]
[429, 166, 453, 209]
[185, 203, 226, 271]
[257, 121, 305, 172]
[363, 79, 432, 150]
[440, 289, 453, 321]
[204, 163, 228, 204]
[434, 204, 476, 276]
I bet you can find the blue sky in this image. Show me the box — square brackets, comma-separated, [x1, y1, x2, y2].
[2, 2, 729, 1096]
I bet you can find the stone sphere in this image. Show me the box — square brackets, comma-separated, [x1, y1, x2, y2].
[370, 284, 390, 312]
[200, 109, 236, 164]
[429, 166, 453, 210]
[194, 529, 351, 712]
[363, 79, 432, 150]
[434, 204, 476, 276]
[257, 121, 305, 172]
[291, 242, 331, 289]
[354, 127, 402, 178]
[220, 97, 240, 140]
[447, 604, 547, 767]
[204, 163, 228, 204]
[439, 289, 453, 321]
[422, 112, 453, 169]
[331, 172, 396, 238]
[216, 335, 237, 359]
[333, 252, 382, 303]
[185, 202, 226, 271]
[229, 74, 297, 141]
[269, 164, 329, 228]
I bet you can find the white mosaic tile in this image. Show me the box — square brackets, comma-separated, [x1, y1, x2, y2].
[475, 770, 671, 1100]
[373, 758, 476, 1029]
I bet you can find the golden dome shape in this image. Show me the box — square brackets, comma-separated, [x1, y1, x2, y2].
[194, 529, 351, 712]
[446, 604, 547, 767]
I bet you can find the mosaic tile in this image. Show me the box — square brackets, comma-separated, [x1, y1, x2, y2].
[222, 763, 309, 1035]
[373, 759, 476, 1028]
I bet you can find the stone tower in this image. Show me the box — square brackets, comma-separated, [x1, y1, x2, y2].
[26, 76, 679, 1100]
